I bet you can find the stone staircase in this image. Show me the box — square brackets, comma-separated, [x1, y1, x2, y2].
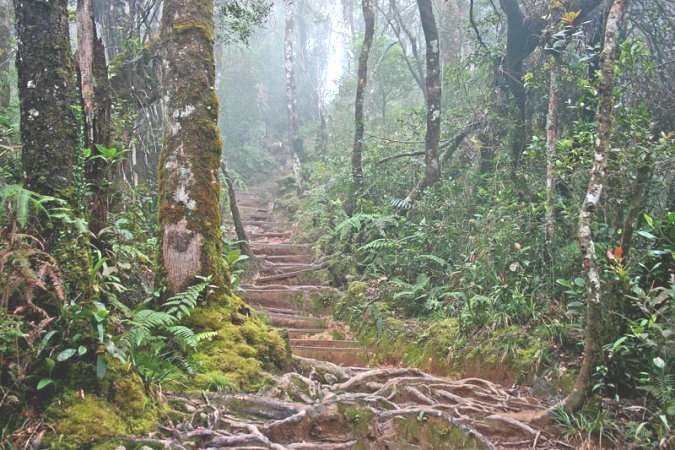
[227, 180, 373, 367]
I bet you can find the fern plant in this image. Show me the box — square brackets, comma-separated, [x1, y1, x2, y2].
[120, 277, 216, 353]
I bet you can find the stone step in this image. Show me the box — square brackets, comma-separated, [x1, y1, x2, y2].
[265, 254, 314, 264]
[289, 339, 361, 348]
[249, 231, 292, 240]
[250, 243, 313, 256]
[244, 290, 308, 311]
[257, 306, 299, 316]
[286, 328, 328, 338]
[259, 263, 317, 275]
[238, 205, 270, 214]
[291, 347, 372, 366]
[267, 312, 325, 329]
[241, 284, 334, 291]
[242, 220, 288, 228]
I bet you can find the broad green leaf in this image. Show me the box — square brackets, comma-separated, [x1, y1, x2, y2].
[96, 355, 107, 379]
[37, 378, 54, 390]
[57, 348, 76, 362]
[637, 230, 656, 240]
[643, 213, 653, 227]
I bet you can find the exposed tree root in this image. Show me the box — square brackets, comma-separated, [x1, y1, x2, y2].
[126, 357, 563, 449]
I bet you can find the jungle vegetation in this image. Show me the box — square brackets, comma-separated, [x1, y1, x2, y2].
[0, 0, 672, 447]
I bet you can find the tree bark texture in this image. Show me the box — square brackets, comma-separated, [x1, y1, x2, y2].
[14, 0, 78, 198]
[404, 0, 441, 205]
[545, 55, 559, 261]
[221, 162, 252, 259]
[351, 0, 375, 198]
[158, 0, 229, 296]
[0, 0, 12, 109]
[77, 0, 113, 238]
[566, 0, 626, 412]
[284, 0, 304, 191]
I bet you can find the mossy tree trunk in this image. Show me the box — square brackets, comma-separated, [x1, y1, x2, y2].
[76, 0, 112, 240]
[158, 0, 230, 298]
[544, 56, 559, 261]
[13, 0, 90, 302]
[0, 0, 12, 110]
[285, 0, 304, 192]
[564, 0, 625, 412]
[13, 0, 78, 200]
[404, 0, 441, 205]
[544, 4, 564, 264]
[348, 0, 374, 214]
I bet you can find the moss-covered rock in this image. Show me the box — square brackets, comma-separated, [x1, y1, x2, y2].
[45, 393, 127, 449]
[186, 302, 290, 391]
[45, 358, 157, 448]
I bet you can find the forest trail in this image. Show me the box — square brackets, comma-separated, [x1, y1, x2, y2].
[143, 174, 567, 449]
[235, 177, 374, 367]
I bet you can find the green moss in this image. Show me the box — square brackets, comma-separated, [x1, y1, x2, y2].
[342, 405, 375, 433]
[395, 416, 487, 449]
[99, 360, 157, 432]
[45, 393, 127, 449]
[173, 18, 215, 43]
[186, 310, 289, 391]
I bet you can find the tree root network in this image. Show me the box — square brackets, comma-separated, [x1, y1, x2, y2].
[126, 355, 567, 449]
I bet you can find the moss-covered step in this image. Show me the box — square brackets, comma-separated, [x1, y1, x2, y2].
[248, 230, 293, 240]
[238, 204, 270, 214]
[264, 254, 314, 264]
[250, 242, 313, 256]
[243, 287, 332, 311]
[241, 220, 289, 228]
[259, 262, 317, 276]
[265, 311, 326, 329]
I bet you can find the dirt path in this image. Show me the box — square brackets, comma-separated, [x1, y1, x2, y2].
[236, 180, 373, 368]
[138, 176, 566, 449]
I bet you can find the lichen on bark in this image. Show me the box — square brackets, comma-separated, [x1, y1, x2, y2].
[158, 0, 289, 384]
[14, 0, 78, 198]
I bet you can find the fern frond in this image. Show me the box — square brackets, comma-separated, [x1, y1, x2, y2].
[359, 239, 397, 251]
[163, 279, 210, 319]
[167, 325, 195, 341]
[416, 254, 448, 268]
[132, 309, 177, 328]
[390, 198, 413, 210]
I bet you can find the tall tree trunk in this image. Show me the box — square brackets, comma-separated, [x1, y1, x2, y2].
[77, 0, 112, 240]
[158, 0, 230, 297]
[284, 0, 304, 192]
[13, 0, 90, 300]
[0, 0, 12, 109]
[404, 0, 441, 205]
[221, 162, 252, 259]
[14, 0, 78, 200]
[350, 0, 374, 208]
[545, 55, 559, 262]
[565, 0, 625, 412]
